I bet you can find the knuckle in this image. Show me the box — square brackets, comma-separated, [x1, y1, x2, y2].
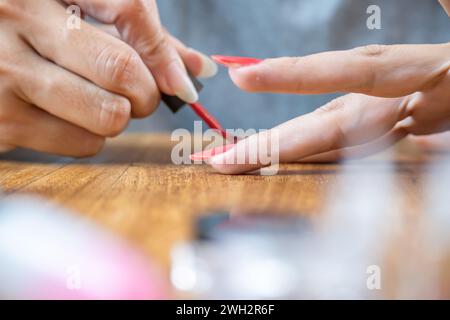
[121, 0, 143, 11]
[41, 74, 62, 100]
[355, 44, 387, 57]
[316, 97, 347, 114]
[315, 97, 349, 149]
[96, 46, 140, 91]
[285, 57, 303, 72]
[77, 83, 130, 137]
[0, 1, 11, 17]
[139, 33, 170, 64]
[277, 57, 304, 92]
[0, 0, 20, 19]
[353, 45, 388, 93]
[150, 34, 169, 56]
[123, 0, 149, 12]
[96, 95, 131, 137]
[0, 0, 34, 25]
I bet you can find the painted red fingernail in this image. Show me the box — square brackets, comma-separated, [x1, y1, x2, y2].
[190, 144, 235, 161]
[211, 55, 262, 68]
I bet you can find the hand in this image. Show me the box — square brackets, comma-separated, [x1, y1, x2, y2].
[209, 43, 450, 174]
[0, 0, 216, 156]
[63, 0, 217, 103]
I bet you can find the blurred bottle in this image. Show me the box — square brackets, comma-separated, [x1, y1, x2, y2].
[0, 196, 167, 300]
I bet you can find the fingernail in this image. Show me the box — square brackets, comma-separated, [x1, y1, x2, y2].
[193, 50, 218, 78]
[211, 55, 263, 68]
[190, 144, 235, 161]
[208, 146, 237, 166]
[167, 61, 199, 103]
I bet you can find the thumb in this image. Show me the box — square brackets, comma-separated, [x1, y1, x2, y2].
[63, 0, 199, 103]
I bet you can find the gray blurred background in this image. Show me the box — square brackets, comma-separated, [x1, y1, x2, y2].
[129, 0, 450, 132]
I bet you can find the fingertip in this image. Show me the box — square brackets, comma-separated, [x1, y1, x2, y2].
[132, 89, 161, 119]
[166, 60, 199, 104]
[181, 49, 219, 79]
[228, 67, 263, 93]
[209, 161, 243, 175]
[75, 135, 106, 158]
[209, 162, 261, 175]
[208, 151, 238, 174]
[193, 50, 218, 79]
[208, 149, 260, 175]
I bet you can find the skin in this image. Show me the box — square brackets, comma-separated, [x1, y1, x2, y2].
[0, 0, 216, 156]
[440, 0, 450, 15]
[209, 3, 450, 174]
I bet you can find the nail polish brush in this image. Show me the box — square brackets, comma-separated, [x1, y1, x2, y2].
[161, 74, 230, 141]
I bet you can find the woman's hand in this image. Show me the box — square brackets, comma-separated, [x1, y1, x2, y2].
[0, 0, 216, 156]
[209, 43, 450, 174]
[62, 0, 218, 103]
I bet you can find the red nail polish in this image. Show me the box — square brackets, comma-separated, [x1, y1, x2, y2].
[211, 55, 262, 68]
[189, 103, 239, 143]
[189, 102, 227, 139]
[190, 144, 235, 161]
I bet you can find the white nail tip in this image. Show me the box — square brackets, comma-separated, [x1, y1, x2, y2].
[176, 79, 199, 104]
[178, 90, 199, 104]
[198, 57, 218, 79]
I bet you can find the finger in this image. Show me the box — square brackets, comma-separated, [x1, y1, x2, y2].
[408, 132, 450, 152]
[439, 0, 450, 16]
[17, 53, 131, 137]
[64, 0, 199, 103]
[298, 127, 408, 163]
[93, 23, 121, 38]
[86, 24, 218, 79]
[19, 0, 158, 118]
[209, 94, 409, 174]
[85, 25, 218, 79]
[1, 101, 105, 157]
[229, 44, 450, 97]
[169, 35, 218, 79]
[0, 144, 15, 153]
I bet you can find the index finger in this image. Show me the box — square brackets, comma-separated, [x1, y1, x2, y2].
[209, 94, 409, 174]
[229, 44, 450, 98]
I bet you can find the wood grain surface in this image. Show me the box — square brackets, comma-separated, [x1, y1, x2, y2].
[0, 133, 448, 298]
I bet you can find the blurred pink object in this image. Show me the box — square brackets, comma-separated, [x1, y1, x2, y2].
[0, 196, 168, 300]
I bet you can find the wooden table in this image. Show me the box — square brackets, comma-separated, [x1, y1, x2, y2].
[0, 133, 448, 299]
